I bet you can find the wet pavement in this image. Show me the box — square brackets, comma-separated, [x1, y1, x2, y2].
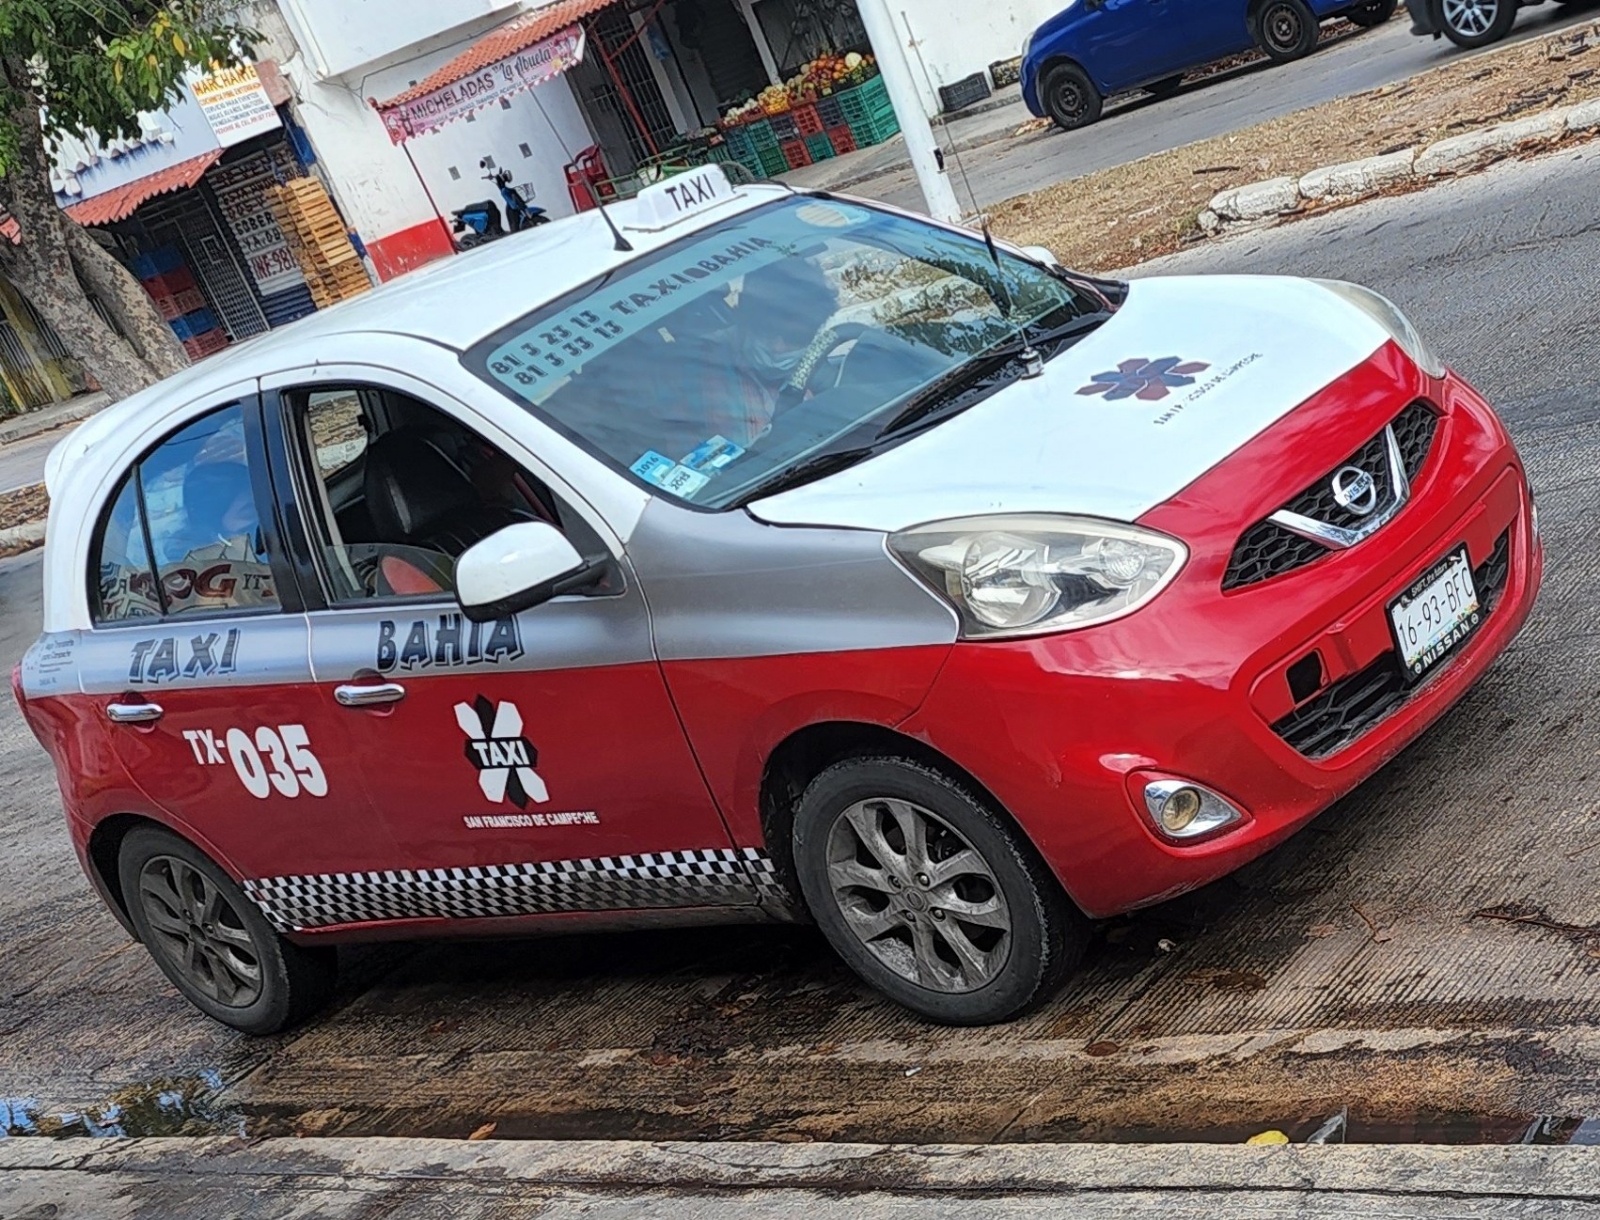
[4, 147, 1600, 1148]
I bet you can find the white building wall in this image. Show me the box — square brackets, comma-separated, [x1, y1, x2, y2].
[254, 0, 596, 280]
[872, 0, 1060, 114]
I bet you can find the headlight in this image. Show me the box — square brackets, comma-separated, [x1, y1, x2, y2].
[888, 514, 1187, 639]
[1021, 31, 1035, 62]
[1315, 280, 1447, 379]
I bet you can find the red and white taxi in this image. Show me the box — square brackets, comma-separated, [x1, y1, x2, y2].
[14, 166, 1540, 1031]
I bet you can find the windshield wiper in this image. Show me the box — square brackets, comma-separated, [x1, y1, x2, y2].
[731, 445, 878, 506]
[875, 310, 1114, 441]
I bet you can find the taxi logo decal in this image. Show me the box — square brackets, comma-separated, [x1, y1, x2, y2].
[1077, 357, 1210, 402]
[378, 613, 523, 673]
[456, 695, 548, 808]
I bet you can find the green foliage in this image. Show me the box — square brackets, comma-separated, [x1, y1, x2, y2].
[0, 1, 256, 169]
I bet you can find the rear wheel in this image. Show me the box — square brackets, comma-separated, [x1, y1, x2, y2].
[119, 826, 337, 1035]
[1348, 0, 1398, 26]
[1041, 63, 1104, 130]
[792, 756, 1088, 1025]
[1254, 0, 1321, 60]
[1438, 0, 1517, 45]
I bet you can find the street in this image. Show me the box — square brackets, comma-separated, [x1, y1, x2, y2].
[4, 142, 1600, 1146]
[847, 2, 1600, 212]
[0, 427, 63, 496]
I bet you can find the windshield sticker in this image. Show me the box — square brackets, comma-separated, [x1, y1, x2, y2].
[631, 450, 710, 498]
[682, 435, 745, 472]
[1077, 357, 1211, 402]
[793, 201, 868, 229]
[483, 235, 789, 405]
[456, 695, 548, 808]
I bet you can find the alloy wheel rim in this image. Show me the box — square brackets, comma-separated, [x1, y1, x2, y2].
[1053, 81, 1085, 121]
[825, 797, 1012, 994]
[138, 855, 264, 1008]
[1265, 3, 1303, 49]
[1442, 0, 1496, 33]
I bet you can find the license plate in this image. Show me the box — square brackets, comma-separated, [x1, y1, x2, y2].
[1388, 545, 1481, 681]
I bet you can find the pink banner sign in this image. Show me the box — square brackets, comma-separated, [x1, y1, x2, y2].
[378, 24, 587, 144]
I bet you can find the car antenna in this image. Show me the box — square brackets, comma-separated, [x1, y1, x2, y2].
[529, 88, 633, 252]
[900, 10, 1040, 377]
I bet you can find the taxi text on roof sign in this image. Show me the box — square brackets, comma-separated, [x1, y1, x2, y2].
[626, 164, 739, 232]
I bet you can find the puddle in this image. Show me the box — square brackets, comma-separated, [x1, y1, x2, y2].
[2, 1071, 244, 1138]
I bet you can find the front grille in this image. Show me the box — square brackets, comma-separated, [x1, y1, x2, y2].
[1270, 530, 1511, 760]
[1222, 401, 1441, 591]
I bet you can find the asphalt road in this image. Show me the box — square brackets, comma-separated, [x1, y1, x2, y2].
[854, 2, 1600, 213]
[3, 145, 1600, 1148]
[0, 427, 65, 496]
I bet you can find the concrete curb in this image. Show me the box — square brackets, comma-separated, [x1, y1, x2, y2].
[6, 1136, 1600, 1192]
[0, 390, 110, 446]
[1204, 101, 1600, 231]
[0, 519, 45, 554]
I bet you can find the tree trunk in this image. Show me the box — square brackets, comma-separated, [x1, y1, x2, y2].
[62, 222, 189, 379]
[0, 69, 168, 401]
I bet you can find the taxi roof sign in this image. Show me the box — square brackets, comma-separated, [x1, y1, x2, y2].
[625, 164, 740, 233]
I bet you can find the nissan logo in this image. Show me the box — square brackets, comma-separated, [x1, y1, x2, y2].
[1331, 465, 1379, 516]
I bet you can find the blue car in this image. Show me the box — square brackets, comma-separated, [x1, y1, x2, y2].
[1022, 0, 1397, 130]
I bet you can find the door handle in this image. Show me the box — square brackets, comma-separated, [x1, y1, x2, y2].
[335, 682, 407, 708]
[106, 701, 164, 724]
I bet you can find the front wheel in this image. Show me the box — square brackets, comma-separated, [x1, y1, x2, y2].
[1348, 0, 1398, 25]
[792, 757, 1087, 1025]
[119, 826, 337, 1035]
[1438, 0, 1517, 45]
[1041, 63, 1104, 131]
[1255, 0, 1321, 60]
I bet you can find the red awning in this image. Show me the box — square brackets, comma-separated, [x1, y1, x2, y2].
[373, 0, 614, 143]
[64, 150, 224, 226]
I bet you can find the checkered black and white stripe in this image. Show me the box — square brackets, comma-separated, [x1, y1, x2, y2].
[245, 847, 784, 931]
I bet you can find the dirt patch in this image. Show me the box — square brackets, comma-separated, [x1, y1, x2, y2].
[0, 482, 47, 558]
[993, 19, 1600, 271]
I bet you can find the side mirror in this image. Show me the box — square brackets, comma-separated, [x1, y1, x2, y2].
[456, 522, 589, 623]
[1021, 244, 1062, 268]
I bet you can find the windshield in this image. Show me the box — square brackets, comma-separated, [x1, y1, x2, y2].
[464, 197, 1113, 510]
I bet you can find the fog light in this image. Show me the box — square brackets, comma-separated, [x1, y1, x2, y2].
[1142, 779, 1245, 841]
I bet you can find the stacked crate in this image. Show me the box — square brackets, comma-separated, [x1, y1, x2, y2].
[836, 75, 899, 147]
[265, 178, 372, 309]
[816, 97, 856, 157]
[131, 246, 230, 359]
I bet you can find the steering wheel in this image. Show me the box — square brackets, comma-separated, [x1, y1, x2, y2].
[774, 322, 871, 414]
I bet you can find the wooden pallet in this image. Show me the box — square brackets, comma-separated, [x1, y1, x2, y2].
[265, 177, 373, 306]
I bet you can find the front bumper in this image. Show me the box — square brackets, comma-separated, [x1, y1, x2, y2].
[902, 346, 1541, 918]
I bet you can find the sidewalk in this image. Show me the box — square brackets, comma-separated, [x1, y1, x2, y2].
[0, 390, 111, 446]
[779, 85, 1037, 194]
[5, 1136, 1598, 1218]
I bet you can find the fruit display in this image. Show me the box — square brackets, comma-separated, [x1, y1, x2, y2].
[720, 51, 878, 125]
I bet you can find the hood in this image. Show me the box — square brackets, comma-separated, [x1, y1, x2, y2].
[748, 275, 1391, 534]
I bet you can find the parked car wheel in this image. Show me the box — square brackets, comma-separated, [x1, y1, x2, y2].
[1146, 74, 1184, 98]
[792, 756, 1088, 1026]
[1041, 63, 1104, 130]
[1254, 0, 1321, 60]
[119, 826, 337, 1035]
[1437, 0, 1517, 45]
[1347, 0, 1398, 26]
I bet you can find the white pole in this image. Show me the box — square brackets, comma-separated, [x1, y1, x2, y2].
[854, 0, 961, 223]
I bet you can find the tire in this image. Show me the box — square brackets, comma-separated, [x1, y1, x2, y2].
[1254, 0, 1321, 60]
[119, 826, 337, 1035]
[1437, 0, 1517, 45]
[1348, 0, 1397, 25]
[1146, 74, 1184, 98]
[1040, 63, 1104, 131]
[791, 756, 1088, 1025]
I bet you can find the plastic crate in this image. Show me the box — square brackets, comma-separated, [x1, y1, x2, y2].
[722, 123, 759, 162]
[141, 267, 196, 298]
[837, 75, 895, 128]
[150, 290, 203, 321]
[848, 108, 900, 147]
[769, 111, 801, 141]
[817, 96, 845, 128]
[804, 132, 835, 162]
[130, 245, 183, 281]
[827, 126, 857, 156]
[990, 56, 1022, 89]
[939, 71, 991, 114]
[182, 329, 230, 360]
[755, 146, 789, 177]
[779, 138, 812, 171]
[170, 308, 219, 341]
[792, 103, 824, 136]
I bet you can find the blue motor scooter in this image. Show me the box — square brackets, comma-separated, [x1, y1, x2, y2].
[450, 160, 549, 250]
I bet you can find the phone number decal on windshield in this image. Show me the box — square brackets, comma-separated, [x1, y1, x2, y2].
[483, 235, 788, 404]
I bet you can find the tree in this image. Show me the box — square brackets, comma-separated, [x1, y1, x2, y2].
[0, 2, 254, 400]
